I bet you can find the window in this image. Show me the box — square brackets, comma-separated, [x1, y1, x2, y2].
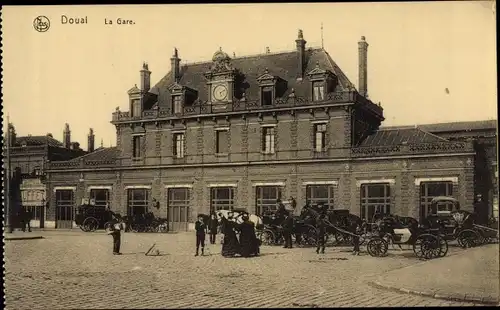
[261, 86, 273, 106]
[132, 99, 141, 117]
[313, 81, 325, 101]
[167, 188, 190, 225]
[216, 130, 229, 154]
[210, 187, 235, 212]
[132, 136, 142, 158]
[360, 183, 391, 221]
[33, 167, 41, 176]
[127, 188, 149, 217]
[172, 95, 182, 114]
[306, 185, 335, 209]
[420, 181, 453, 220]
[89, 189, 110, 207]
[255, 186, 282, 215]
[314, 123, 327, 152]
[173, 133, 185, 158]
[262, 127, 275, 154]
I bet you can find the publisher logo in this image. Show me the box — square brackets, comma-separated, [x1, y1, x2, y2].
[33, 16, 50, 32]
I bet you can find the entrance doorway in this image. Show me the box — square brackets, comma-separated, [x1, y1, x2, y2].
[167, 188, 190, 232]
[55, 190, 75, 229]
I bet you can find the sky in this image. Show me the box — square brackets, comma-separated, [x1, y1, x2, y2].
[2, 2, 497, 149]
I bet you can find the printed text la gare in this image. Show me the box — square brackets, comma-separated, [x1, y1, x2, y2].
[105, 18, 135, 25]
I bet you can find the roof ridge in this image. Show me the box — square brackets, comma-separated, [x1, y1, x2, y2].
[415, 127, 450, 142]
[71, 147, 115, 161]
[180, 47, 324, 67]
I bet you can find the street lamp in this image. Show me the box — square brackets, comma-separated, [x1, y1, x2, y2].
[4, 115, 13, 233]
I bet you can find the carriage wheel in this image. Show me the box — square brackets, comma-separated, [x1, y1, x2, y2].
[474, 229, 487, 245]
[79, 224, 89, 232]
[457, 229, 480, 248]
[305, 226, 318, 246]
[413, 234, 445, 259]
[325, 232, 337, 247]
[334, 231, 346, 244]
[83, 217, 99, 232]
[366, 237, 388, 257]
[260, 230, 275, 246]
[157, 223, 168, 233]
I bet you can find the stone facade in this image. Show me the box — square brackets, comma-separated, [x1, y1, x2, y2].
[43, 31, 497, 230]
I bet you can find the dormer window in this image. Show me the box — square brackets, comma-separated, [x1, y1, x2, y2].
[313, 81, 325, 102]
[307, 62, 338, 102]
[257, 68, 286, 107]
[169, 83, 198, 115]
[131, 99, 141, 117]
[261, 86, 274, 106]
[172, 95, 182, 114]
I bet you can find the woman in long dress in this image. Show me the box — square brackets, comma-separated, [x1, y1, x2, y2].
[220, 213, 241, 257]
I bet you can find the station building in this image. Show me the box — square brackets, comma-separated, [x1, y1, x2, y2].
[44, 31, 498, 231]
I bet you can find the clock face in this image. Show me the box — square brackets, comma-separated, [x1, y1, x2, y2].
[213, 84, 228, 101]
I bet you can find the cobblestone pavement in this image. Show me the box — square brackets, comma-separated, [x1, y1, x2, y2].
[4, 231, 482, 309]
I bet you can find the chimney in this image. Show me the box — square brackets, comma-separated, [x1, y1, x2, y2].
[71, 142, 80, 150]
[170, 48, 181, 83]
[140, 62, 151, 92]
[8, 123, 16, 146]
[63, 123, 71, 149]
[88, 128, 95, 152]
[295, 29, 307, 80]
[358, 36, 369, 97]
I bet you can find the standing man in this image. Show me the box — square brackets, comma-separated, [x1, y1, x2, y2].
[208, 212, 219, 245]
[474, 194, 487, 225]
[282, 214, 294, 249]
[109, 222, 123, 255]
[195, 215, 207, 256]
[23, 208, 32, 232]
[316, 214, 327, 254]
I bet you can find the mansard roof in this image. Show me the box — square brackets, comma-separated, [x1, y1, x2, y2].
[359, 127, 449, 147]
[418, 120, 497, 133]
[67, 147, 119, 162]
[148, 48, 356, 107]
[15, 135, 63, 147]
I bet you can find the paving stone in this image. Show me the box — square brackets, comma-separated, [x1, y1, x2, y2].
[3, 231, 484, 308]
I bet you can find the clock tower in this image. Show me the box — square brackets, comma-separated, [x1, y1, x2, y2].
[204, 48, 235, 108]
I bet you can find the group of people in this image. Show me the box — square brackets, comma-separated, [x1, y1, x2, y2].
[194, 211, 261, 258]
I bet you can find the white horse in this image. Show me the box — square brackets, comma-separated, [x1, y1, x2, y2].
[216, 209, 263, 227]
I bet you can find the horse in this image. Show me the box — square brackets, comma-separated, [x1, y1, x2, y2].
[216, 209, 263, 227]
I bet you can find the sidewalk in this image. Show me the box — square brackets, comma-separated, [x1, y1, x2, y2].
[4, 231, 44, 241]
[370, 244, 499, 305]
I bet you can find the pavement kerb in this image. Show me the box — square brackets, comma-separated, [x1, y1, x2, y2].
[368, 281, 499, 305]
[4, 236, 44, 241]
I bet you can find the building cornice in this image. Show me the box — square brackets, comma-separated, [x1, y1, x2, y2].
[46, 151, 475, 173]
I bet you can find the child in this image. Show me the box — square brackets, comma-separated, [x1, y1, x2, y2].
[195, 215, 207, 256]
[208, 212, 219, 244]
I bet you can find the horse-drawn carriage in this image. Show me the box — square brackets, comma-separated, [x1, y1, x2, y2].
[119, 212, 168, 233]
[420, 196, 498, 247]
[257, 210, 318, 247]
[365, 214, 449, 260]
[75, 204, 119, 232]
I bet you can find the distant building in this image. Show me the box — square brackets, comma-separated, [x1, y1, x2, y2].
[45, 31, 498, 231]
[5, 123, 89, 228]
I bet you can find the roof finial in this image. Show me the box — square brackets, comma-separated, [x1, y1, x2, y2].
[173, 48, 178, 58]
[321, 22, 324, 49]
[298, 29, 304, 39]
[264, 67, 269, 74]
[100, 139, 104, 147]
[266, 47, 270, 54]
